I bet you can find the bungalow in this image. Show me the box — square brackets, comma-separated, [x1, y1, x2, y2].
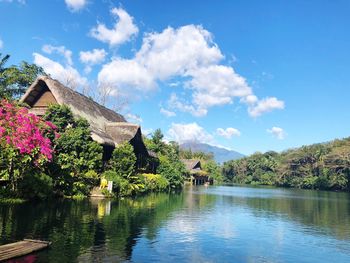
[181, 159, 213, 185]
[20, 76, 157, 171]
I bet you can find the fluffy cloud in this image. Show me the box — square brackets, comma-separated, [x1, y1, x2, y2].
[160, 107, 176, 117]
[0, 38, 3, 49]
[168, 93, 207, 117]
[98, 58, 155, 91]
[248, 97, 285, 117]
[167, 122, 213, 143]
[33, 53, 88, 90]
[65, 0, 87, 12]
[90, 7, 138, 46]
[97, 23, 283, 117]
[189, 65, 251, 109]
[79, 49, 107, 73]
[42, 45, 73, 66]
[135, 25, 223, 79]
[267, 127, 286, 140]
[98, 25, 221, 90]
[80, 49, 107, 64]
[217, 127, 241, 139]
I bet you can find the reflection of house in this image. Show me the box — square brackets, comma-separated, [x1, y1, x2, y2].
[20, 76, 156, 171]
[181, 159, 213, 185]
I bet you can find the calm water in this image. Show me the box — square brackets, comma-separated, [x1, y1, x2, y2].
[1, 185, 350, 262]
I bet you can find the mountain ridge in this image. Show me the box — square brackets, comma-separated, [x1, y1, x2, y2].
[179, 141, 245, 164]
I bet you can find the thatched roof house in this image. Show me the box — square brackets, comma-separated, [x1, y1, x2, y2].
[181, 159, 202, 173]
[20, 76, 153, 168]
[181, 159, 212, 185]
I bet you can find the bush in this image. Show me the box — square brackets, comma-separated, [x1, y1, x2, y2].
[141, 173, 169, 192]
[102, 170, 129, 196]
[18, 171, 53, 200]
[157, 156, 184, 189]
[108, 142, 136, 180]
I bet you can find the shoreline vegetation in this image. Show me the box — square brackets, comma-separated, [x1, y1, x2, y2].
[0, 54, 349, 202]
[0, 100, 188, 200]
[222, 137, 350, 192]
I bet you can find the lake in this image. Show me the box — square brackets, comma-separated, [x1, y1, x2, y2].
[1, 185, 350, 262]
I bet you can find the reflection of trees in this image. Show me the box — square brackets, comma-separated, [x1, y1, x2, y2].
[0, 193, 187, 262]
[221, 189, 350, 240]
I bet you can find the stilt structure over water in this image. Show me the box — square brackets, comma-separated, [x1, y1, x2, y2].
[181, 159, 213, 185]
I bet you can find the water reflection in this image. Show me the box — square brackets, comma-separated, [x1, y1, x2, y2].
[0, 186, 349, 262]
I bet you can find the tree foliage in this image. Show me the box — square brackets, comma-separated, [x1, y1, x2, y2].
[43, 104, 103, 196]
[0, 53, 45, 99]
[144, 129, 186, 189]
[223, 139, 350, 191]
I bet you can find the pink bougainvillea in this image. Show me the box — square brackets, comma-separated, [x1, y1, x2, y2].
[0, 99, 57, 164]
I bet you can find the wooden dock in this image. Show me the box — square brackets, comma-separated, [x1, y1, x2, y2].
[0, 239, 51, 261]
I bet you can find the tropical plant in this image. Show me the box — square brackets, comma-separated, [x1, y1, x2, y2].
[0, 100, 56, 192]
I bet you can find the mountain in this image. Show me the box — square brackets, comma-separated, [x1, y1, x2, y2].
[179, 141, 245, 164]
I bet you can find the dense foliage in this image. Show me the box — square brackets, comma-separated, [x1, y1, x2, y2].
[144, 129, 186, 189]
[43, 104, 103, 196]
[223, 138, 350, 191]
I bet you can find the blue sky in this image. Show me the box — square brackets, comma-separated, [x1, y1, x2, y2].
[1, 0, 350, 155]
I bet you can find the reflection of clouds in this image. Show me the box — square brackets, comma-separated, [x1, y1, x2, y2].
[166, 213, 201, 242]
[166, 206, 238, 243]
[210, 210, 237, 239]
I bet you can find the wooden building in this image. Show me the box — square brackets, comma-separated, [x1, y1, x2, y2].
[20, 76, 157, 171]
[181, 159, 213, 185]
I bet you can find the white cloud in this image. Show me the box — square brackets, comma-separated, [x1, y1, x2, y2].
[241, 94, 258, 105]
[135, 25, 223, 80]
[79, 49, 107, 73]
[42, 44, 73, 66]
[97, 22, 283, 117]
[248, 97, 285, 117]
[65, 0, 87, 12]
[167, 122, 213, 143]
[90, 7, 138, 46]
[98, 58, 155, 91]
[188, 65, 251, 110]
[217, 127, 241, 139]
[267, 127, 286, 140]
[168, 93, 207, 117]
[126, 113, 142, 124]
[160, 108, 176, 117]
[160, 107, 176, 117]
[79, 49, 107, 64]
[0, 38, 3, 49]
[33, 53, 88, 90]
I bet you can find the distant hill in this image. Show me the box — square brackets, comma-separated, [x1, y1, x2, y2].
[179, 141, 245, 164]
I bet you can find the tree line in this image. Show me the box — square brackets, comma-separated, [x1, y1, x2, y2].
[222, 138, 350, 191]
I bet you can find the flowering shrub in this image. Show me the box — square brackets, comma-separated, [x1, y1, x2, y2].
[0, 100, 57, 190]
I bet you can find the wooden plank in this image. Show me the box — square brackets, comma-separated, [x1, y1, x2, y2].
[0, 239, 51, 261]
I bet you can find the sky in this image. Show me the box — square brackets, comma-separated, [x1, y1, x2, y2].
[1, 0, 350, 155]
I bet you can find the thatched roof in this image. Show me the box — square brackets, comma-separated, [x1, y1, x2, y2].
[20, 76, 141, 148]
[181, 159, 202, 171]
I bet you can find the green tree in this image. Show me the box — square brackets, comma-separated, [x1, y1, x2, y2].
[43, 104, 103, 196]
[203, 160, 223, 184]
[0, 53, 45, 99]
[109, 142, 137, 180]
